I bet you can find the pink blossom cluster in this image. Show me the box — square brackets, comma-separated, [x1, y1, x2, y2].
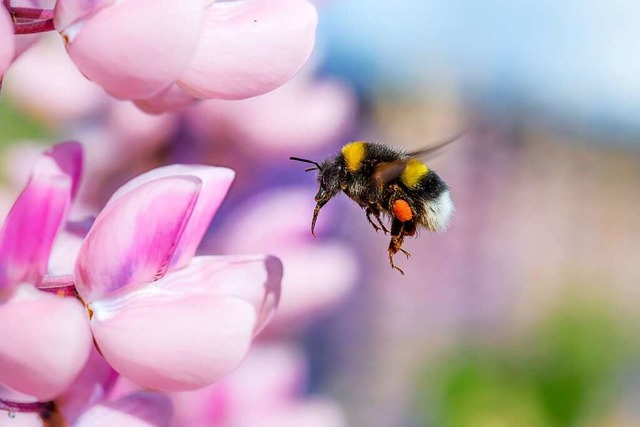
[0, 0, 318, 112]
[0, 0, 359, 425]
[0, 142, 283, 425]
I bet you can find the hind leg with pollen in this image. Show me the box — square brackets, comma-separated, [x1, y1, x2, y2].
[387, 199, 417, 274]
[387, 218, 412, 274]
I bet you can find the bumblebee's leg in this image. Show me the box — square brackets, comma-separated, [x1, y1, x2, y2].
[365, 205, 389, 234]
[387, 218, 406, 274]
[397, 220, 415, 259]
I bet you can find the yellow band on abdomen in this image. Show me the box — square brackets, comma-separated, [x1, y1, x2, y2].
[401, 159, 429, 187]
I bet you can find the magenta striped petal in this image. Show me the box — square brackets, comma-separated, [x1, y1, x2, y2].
[107, 165, 235, 270]
[178, 0, 318, 100]
[74, 176, 201, 303]
[0, 143, 81, 295]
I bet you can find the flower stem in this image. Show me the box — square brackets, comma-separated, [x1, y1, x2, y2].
[13, 18, 54, 34]
[10, 7, 54, 20]
[0, 399, 55, 416]
[38, 275, 80, 298]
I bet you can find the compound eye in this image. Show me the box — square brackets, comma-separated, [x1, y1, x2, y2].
[320, 173, 330, 189]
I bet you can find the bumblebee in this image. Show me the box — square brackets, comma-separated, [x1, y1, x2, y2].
[290, 140, 455, 274]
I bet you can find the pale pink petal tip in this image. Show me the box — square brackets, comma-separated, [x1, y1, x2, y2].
[74, 176, 202, 302]
[178, 0, 318, 100]
[74, 392, 173, 427]
[61, 0, 204, 99]
[106, 165, 235, 270]
[0, 7, 14, 77]
[0, 285, 93, 401]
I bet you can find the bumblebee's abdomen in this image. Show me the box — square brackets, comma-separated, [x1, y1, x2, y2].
[404, 171, 454, 232]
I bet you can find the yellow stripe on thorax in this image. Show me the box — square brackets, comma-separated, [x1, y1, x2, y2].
[401, 159, 429, 188]
[341, 142, 366, 172]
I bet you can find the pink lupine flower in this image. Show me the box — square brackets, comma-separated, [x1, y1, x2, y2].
[0, 142, 93, 401]
[0, 6, 15, 78]
[55, 0, 318, 107]
[74, 165, 282, 391]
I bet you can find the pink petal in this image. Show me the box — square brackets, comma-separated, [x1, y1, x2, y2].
[0, 285, 93, 401]
[62, 0, 204, 99]
[0, 7, 14, 77]
[0, 143, 80, 294]
[178, 0, 318, 100]
[90, 292, 257, 391]
[73, 392, 173, 427]
[156, 255, 282, 335]
[107, 165, 235, 270]
[133, 84, 200, 114]
[74, 176, 201, 303]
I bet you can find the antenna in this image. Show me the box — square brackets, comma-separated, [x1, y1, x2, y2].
[290, 157, 322, 172]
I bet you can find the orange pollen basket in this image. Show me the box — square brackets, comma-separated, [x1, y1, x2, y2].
[393, 199, 413, 222]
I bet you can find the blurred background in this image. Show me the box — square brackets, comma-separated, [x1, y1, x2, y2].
[1, 0, 640, 426]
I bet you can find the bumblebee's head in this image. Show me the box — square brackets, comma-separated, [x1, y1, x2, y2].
[290, 156, 342, 236]
[289, 156, 341, 202]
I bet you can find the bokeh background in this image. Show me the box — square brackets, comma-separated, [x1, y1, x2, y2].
[2, 1, 639, 426]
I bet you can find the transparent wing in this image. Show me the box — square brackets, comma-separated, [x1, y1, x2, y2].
[373, 131, 465, 184]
